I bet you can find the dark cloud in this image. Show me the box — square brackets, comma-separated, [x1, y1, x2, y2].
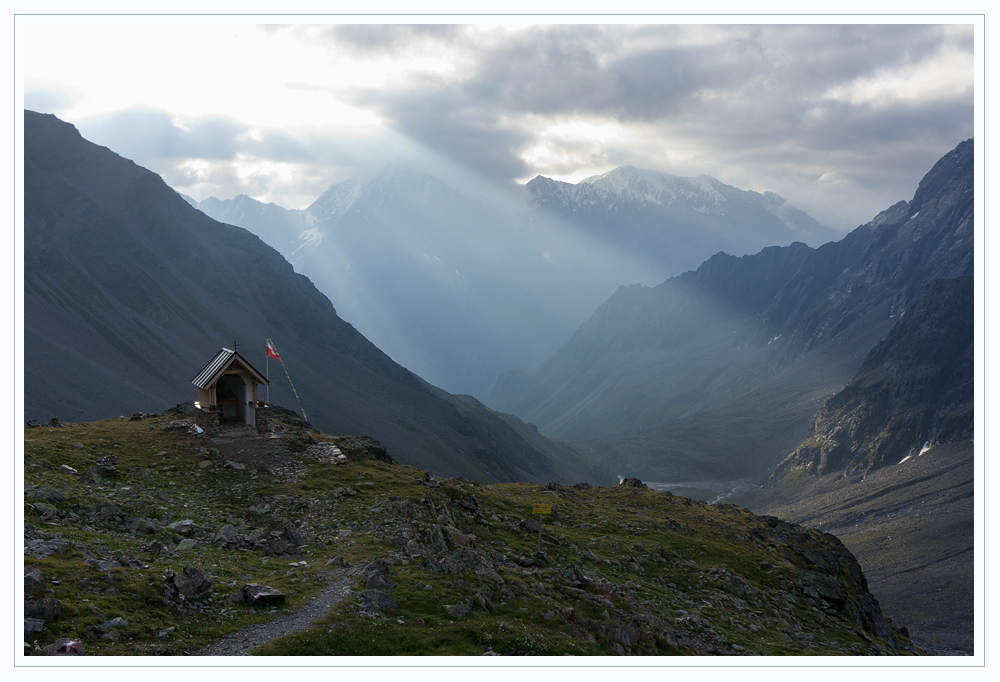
[57, 24, 972, 228]
[336, 24, 972, 226]
[318, 24, 465, 55]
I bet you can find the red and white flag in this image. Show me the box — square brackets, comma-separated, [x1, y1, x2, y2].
[266, 337, 282, 362]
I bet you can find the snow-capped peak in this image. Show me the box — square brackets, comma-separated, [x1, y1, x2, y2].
[307, 175, 364, 223]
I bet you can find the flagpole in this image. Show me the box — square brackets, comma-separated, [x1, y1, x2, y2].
[265, 334, 270, 404]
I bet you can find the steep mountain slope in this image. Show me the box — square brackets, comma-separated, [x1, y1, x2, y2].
[191, 165, 832, 400]
[755, 277, 974, 654]
[491, 140, 973, 484]
[22, 110, 613, 486]
[775, 276, 973, 477]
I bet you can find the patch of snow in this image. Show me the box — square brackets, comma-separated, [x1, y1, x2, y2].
[898, 455, 912, 465]
[919, 441, 931, 456]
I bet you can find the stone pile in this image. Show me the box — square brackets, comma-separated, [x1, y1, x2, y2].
[305, 442, 348, 465]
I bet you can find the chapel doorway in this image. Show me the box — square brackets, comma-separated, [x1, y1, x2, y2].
[216, 374, 246, 423]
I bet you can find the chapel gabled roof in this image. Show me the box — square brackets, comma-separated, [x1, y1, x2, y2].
[191, 348, 269, 389]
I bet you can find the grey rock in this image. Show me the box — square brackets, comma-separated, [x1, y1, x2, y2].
[212, 524, 238, 545]
[92, 559, 120, 572]
[223, 461, 246, 470]
[164, 567, 213, 601]
[167, 519, 195, 535]
[35, 487, 65, 502]
[176, 539, 198, 551]
[100, 617, 128, 630]
[443, 603, 472, 618]
[240, 583, 286, 607]
[282, 518, 307, 546]
[358, 589, 398, 615]
[366, 572, 395, 590]
[25, 598, 61, 622]
[127, 517, 157, 535]
[116, 554, 147, 569]
[24, 617, 45, 642]
[58, 465, 78, 475]
[142, 540, 169, 556]
[24, 567, 46, 600]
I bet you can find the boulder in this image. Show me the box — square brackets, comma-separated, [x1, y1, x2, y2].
[100, 617, 128, 630]
[282, 518, 307, 546]
[24, 567, 46, 600]
[167, 520, 195, 536]
[164, 567, 213, 601]
[260, 537, 298, 557]
[142, 540, 169, 556]
[91, 559, 121, 572]
[81, 467, 103, 485]
[358, 590, 398, 615]
[25, 598, 61, 622]
[35, 487, 65, 503]
[127, 518, 157, 535]
[24, 617, 45, 642]
[212, 524, 238, 545]
[240, 583, 286, 607]
[443, 603, 472, 618]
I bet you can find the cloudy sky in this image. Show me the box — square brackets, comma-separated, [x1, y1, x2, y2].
[20, 19, 975, 231]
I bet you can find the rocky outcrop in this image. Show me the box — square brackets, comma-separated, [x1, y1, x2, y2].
[164, 567, 214, 602]
[775, 276, 973, 477]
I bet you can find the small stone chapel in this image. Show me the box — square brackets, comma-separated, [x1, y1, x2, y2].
[191, 347, 269, 427]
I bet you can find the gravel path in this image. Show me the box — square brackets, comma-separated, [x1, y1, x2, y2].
[195, 578, 352, 656]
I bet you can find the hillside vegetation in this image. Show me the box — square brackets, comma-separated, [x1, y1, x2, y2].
[24, 408, 919, 656]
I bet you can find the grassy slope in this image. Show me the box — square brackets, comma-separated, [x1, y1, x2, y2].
[24, 414, 918, 657]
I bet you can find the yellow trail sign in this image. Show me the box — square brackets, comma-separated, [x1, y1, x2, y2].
[532, 504, 553, 515]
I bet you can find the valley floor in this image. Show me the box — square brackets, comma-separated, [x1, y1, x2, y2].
[747, 441, 974, 655]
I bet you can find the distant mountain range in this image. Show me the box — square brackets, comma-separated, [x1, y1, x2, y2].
[526, 165, 836, 275]
[186, 163, 836, 400]
[22, 110, 614, 486]
[491, 139, 973, 483]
